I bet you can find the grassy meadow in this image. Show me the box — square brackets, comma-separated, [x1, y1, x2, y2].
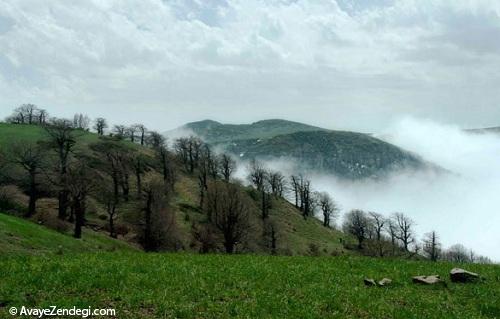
[1, 251, 499, 319]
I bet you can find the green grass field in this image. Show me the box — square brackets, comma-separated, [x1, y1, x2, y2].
[0, 213, 137, 255]
[1, 252, 499, 318]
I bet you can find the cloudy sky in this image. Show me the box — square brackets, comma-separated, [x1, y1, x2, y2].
[1, 0, 500, 132]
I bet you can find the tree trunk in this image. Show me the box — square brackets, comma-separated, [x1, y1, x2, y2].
[58, 190, 69, 220]
[27, 172, 37, 217]
[73, 199, 85, 239]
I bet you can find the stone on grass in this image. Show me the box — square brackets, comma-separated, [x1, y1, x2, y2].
[378, 278, 392, 286]
[450, 268, 479, 283]
[412, 275, 442, 285]
[364, 278, 377, 286]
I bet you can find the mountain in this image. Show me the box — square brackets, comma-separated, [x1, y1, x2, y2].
[182, 119, 327, 143]
[179, 119, 427, 179]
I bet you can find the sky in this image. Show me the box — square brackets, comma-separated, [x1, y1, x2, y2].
[1, 0, 500, 132]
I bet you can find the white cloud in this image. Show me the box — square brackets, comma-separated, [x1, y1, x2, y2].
[0, 0, 500, 131]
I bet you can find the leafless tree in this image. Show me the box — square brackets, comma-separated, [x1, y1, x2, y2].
[248, 159, 267, 191]
[134, 124, 147, 145]
[125, 126, 138, 143]
[386, 219, 398, 255]
[132, 153, 149, 199]
[205, 181, 251, 253]
[66, 163, 95, 238]
[113, 125, 127, 139]
[318, 192, 339, 228]
[299, 178, 313, 219]
[264, 220, 279, 255]
[423, 231, 441, 262]
[266, 170, 285, 198]
[141, 174, 177, 251]
[37, 109, 49, 125]
[148, 131, 175, 190]
[444, 244, 470, 263]
[290, 175, 300, 208]
[44, 118, 79, 220]
[219, 154, 236, 182]
[369, 212, 386, 256]
[392, 212, 415, 252]
[343, 209, 370, 249]
[9, 142, 45, 217]
[73, 113, 90, 130]
[93, 118, 108, 136]
[14, 104, 37, 124]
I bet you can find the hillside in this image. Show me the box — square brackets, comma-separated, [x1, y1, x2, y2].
[229, 131, 425, 179]
[0, 213, 137, 255]
[1, 252, 499, 318]
[177, 119, 428, 179]
[180, 119, 328, 143]
[0, 123, 346, 256]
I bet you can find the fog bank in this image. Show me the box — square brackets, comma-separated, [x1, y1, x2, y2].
[314, 118, 500, 260]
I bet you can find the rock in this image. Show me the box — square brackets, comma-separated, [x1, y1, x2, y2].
[378, 278, 392, 286]
[450, 268, 479, 283]
[364, 278, 377, 286]
[412, 275, 442, 285]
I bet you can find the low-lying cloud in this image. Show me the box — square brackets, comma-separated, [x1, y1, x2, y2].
[312, 118, 500, 261]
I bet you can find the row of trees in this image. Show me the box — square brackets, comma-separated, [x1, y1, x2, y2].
[342, 209, 491, 263]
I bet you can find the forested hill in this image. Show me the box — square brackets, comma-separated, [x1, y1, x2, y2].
[226, 131, 425, 179]
[178, 119, 428, 179]
[182, 119, 328, 143]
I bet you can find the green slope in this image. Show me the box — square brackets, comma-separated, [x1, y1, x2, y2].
[0, 123, 346, 256]
[1, 252, 499, 318]
[0, 213, 137, 255]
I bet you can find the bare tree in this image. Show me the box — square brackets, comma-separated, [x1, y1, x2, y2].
[205, 181, 251, 253]
[13, 104, 38, 124]
[318, 192, 339, 228]
[423, 231, 441, 262]
[9, 142, 45, 217]
[44, 118, 79, 220]
[299, 178, 313, 219]
[90, 140, 133, 234]
[248, 159, 266, 191]
[148, 131, 175, 190]
[369, 212, 386, 257]
[134, 124, 147, 145]
[94, 118, 108, 136]
[37, 109, 49, 125]
[386, 219, 398, 255]
[219, 154, 235, 182]
[113, 125, 126, 139]
[264, 220, 279, 255]
[290, 175, 300, 208]
[266, 170, 285, 197]
[73, 113, 90, 130]
[132, 153, 149, 199]
[392, 212, 415, 252]
[444, 244, 470, 263]
[343, 209, 370, 249]
[66, 163, 95, 238]
[125, 126, 137, 143]
[141, 174, 177, 251]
